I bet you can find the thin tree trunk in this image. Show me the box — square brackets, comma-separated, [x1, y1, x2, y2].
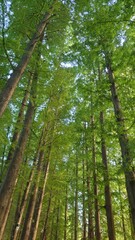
[84, 122, 94, 240]
[32, 161, 51, 240]
[118, 181, 127, 240]
[105, 54, 135, 236]
[11, 168, 36, 239]
[41, 192, 52, 240]
[100, 111, 116, 240]
[64, 186, 68, 240]
[74, 157, 78, 240]
[91, 116, 101, 240]
[20, 150, 45, 240]
[55, 204, 60, 240]
[86, 161, 94, 240]
[82, 156, 87, 240]
[0, 1, 56, 117]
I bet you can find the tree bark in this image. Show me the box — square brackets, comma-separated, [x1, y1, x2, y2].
[64, 185, 68, 240]
[82, 156, 86, 240]
[105, 54, 135, 236]
[7, 76, 32, 163]
[86, 151, 94, 240]
[41, 192, 52, 240]
[32, 160, 51, 240]
[74, 157, 78, 240]
[91, 116, 101, 240]
[100, 111, 116, 240]
[0, 2, 56, 117]
[84, 122, 94, 240]
[20, 149, 45, 240]
[0, 196, 12, 240]
[0, 68, 38, 236]
[118, 181, 127, 240]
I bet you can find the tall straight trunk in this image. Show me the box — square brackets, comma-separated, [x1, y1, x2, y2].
[84, 121, 94, 240]
[31, 121, 55, 239]
[11, 166, 37, 240]
[20, 149, 45, 240]
[50, 206, 56, 240]
[105, 54, 135, 236]
[32, 160, 51, 240]
[74, 157, 78, 240]
[64, 186, 68, 240]
[100, 111, 116, 240]
[82, 157, 87, 240]
[86, 155, 94, 240]
[55, 204, 60, 240]
[91, 116, 101, 240]
[21, 122, 54, 240]
[41, 192, 52, 240]
[0, 1, 56, 117]
[118, 182, 127, 240]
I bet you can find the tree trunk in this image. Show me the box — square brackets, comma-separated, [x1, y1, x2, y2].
[105, 54, 135, 236]
[11, 122, 48, 239]
[84, 121, 94, 240]
[100, 111, 116, 240]
[55, 203, 60, 240]
[0, 67, 38, 236]
[0, 196, 12, 240]
[11, 168, 36, 240]
[64, 186, 68, 240]
[118, 181, 127, 240]
[74, 157, 78, 240]
[41, 192, 52, 240]
[91, 116, 101, 240]
[0, 2, 56, 117]
[86, 153, 94, 240]
[20, 150, 45, 240]
[82, 156, 87, 240]
[7, 76, 32, 163]
[0, 103, 35, 237]
[32, 160, 51, 240]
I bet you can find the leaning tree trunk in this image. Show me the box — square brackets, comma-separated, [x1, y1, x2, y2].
[0, 195, 13, 240]
[0, 1, 56, 117]
[100, 111, 116, 240]
[105, 54, 135, 236]
[0, 67, 38, 237]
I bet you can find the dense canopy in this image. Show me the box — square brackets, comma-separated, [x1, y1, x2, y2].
[0, 0, 135, 239]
